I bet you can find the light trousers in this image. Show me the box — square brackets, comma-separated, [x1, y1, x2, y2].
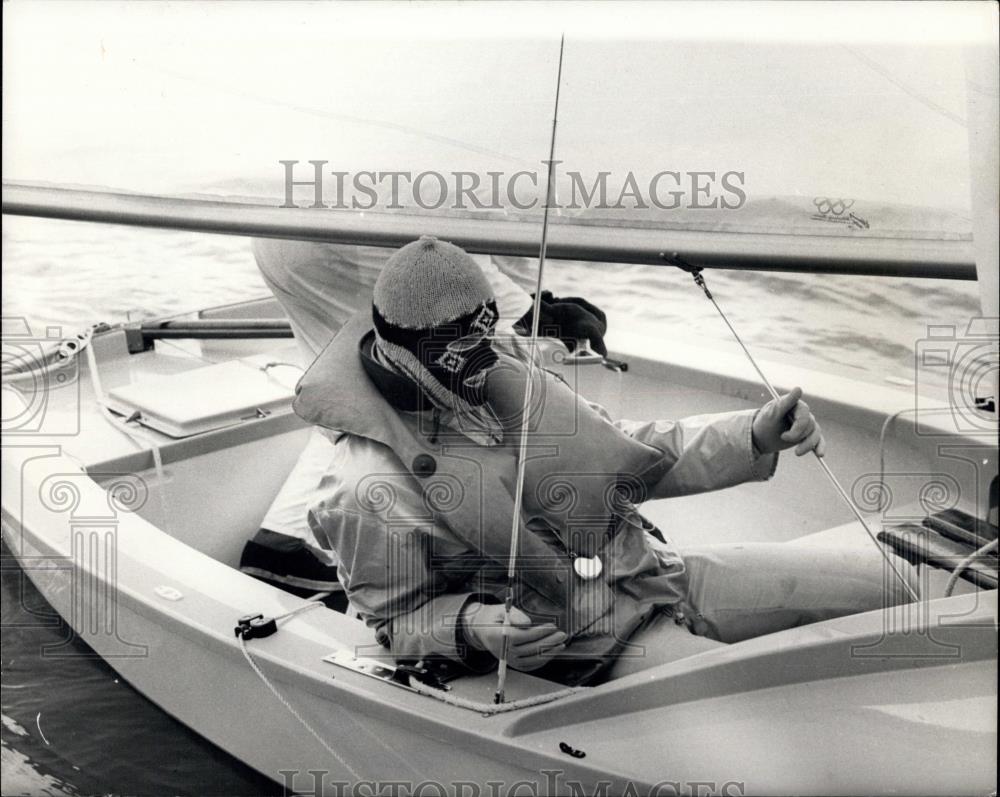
[607, 542, 919, 679]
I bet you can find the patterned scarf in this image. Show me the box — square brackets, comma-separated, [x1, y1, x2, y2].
[372, 299, 505, 446]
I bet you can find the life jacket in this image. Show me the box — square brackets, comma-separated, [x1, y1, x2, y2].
[293, 314, 683, 636]
[481, 346, 672, 556]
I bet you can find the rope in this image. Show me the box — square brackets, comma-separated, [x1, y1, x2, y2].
[943, 538, 999, 598]
[84, 334, 173, 533]
[876, 407, 997, 600]
[876, 405, 957, 526]
[237, 633, 361, 782]
[1, 325, 96, 384]
[675, 262, 921, 603]
[261, 361, 303, 372]
[237, 602, 428, 782]
[495, 34, 566, 705]
[260, 360, 305, 390]
[412, 681, 581, 715]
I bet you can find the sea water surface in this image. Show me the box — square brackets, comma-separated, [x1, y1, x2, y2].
[0, 214, 985, 796]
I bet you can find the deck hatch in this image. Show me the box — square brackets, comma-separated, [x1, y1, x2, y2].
[105, 357, 294, 438]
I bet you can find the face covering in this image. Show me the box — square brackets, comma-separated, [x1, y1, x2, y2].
[372, 299, 504, 444]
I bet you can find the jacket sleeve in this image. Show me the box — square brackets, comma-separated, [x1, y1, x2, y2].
[308, 501, 495, 671]
[587, 401, 778, 500]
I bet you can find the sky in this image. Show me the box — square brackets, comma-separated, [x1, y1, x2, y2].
[2, 1, 993, 211]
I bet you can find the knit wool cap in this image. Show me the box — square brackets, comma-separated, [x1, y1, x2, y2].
[370, 236, 503, 445]
[373, 236, 493, 329]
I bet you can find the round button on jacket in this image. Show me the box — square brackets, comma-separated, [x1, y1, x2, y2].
[573, 555, 603, 580]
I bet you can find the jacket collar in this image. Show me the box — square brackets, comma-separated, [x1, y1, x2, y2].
[293, 313, 420, 447]
[297, 312, 512, 450]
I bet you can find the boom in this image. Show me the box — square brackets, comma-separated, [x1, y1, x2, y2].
[2, 181, 976, 280]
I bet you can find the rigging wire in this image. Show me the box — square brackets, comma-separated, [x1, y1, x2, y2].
[494, 35, 566, 705]
[669, 255, 920, 603]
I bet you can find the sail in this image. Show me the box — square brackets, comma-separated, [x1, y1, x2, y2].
[2, 2, 995, 396]
[2, 2, 990, 246]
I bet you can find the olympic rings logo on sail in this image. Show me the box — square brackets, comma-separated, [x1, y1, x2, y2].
[813, 197, 855, 216]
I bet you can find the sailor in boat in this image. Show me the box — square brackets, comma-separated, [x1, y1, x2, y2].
[293, 236, 918, 684]
[240, 237, 609, 597]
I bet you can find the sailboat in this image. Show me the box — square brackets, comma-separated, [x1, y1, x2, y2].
[2, 10, 997, 796]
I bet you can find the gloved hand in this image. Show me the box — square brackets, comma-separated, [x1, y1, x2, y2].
[752, 387, 826, 457]
[461, 602, 567, 671]
[515, 291, 608, 356]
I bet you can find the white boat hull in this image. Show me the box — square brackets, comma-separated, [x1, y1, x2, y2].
[2, 303, 996, 795]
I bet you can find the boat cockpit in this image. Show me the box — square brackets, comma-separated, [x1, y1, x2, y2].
[5, 291, 996, 709]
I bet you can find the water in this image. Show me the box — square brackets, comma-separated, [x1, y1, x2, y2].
[0, 539, 281, 797]
[1, 215, 983, 393]
[0, 214, 985, 796]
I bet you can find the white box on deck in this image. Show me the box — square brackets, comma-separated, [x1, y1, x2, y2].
[106, 358, 296, 438]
